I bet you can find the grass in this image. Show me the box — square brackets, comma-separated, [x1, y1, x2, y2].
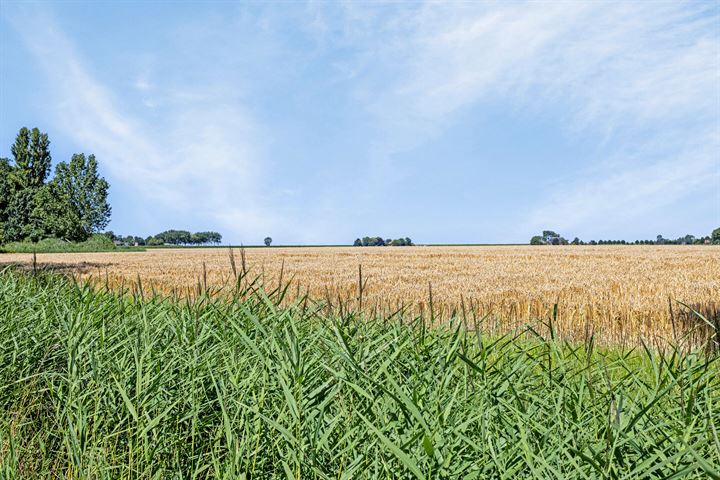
[0, 235, 130, 253]
[0, 267, 718, 478]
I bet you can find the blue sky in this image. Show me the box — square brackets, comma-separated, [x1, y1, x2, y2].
[1, 1, 718, 244]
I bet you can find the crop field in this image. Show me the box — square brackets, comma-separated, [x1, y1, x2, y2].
[2, 245, 718, 347]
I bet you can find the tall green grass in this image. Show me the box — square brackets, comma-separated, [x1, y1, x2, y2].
[0, 267, 717, 478]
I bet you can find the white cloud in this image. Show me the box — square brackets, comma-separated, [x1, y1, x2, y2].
[133, 76, 152, 92]
[356, 2, 716, 131]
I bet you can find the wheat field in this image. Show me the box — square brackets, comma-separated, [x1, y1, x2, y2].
[2, 245, 718, 346]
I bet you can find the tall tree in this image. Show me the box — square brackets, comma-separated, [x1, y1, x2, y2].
[9, 127, 51, 189]
[34, 153, 111, 241]
[0, 158, 11, 243]
[4, 128, 52, 241]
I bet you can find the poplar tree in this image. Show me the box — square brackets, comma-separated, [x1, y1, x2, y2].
[0, 158, 11, 243]
[4, 128, 52, 241]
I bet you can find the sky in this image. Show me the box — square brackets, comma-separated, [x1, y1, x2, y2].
[1, 1, 718, 245]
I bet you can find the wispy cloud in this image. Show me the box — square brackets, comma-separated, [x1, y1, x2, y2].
[5, 2, 718, 242]
[529, 129, 719, 233]
[318, 1, 719, 234]
[9, 10, 283, 239]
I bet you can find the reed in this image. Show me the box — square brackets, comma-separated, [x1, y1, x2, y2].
[0, 267, 718, 478]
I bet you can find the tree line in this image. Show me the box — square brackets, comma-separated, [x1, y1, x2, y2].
[105, 230, 222, 247]
[353, 236, 414, 246]
[0, 128, 110, 243]
[530, 229, 720, 246]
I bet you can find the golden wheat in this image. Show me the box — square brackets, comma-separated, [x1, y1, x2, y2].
[2, 245, 718, 346]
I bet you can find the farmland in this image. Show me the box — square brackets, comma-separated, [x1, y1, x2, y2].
[2, 245, 718, 347]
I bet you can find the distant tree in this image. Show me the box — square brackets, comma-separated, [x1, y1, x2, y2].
[571, 237, 580, 245]
[195, 232, 219, 245]
[711, 227, 720, 245]
[177, 231, 192, 245]
[150, 230, 220, 246]
[264, 236, 272, 247]
[355, 236, 411, 246]
[530, 236, 544, 245]
[589, 240, 597, 245]
[155, 230, 192, 245]
[542, 230, 560, 244]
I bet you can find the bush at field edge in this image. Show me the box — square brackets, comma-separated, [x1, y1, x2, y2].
[0, 234, 117, 253]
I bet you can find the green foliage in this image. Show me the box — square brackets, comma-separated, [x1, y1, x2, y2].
[1, 128, 53, 242]
[531, 231, 569, 245]
[0, 159, 13, 244]
[264, 236, 273, 246]
[0, 128, 111, 244]
[34, 153, 111, 241]
[530, 235, 544, 245]
[0, 268, 717, 478]
[32, 184, 85, 241]
[146, 236, 164, 246]
[713, 227, 720, 244]
[0, 234, 116, 253]
[356, 236, 413, 246]
[8, 127, 51, 190]
[147, 230, 222, 246]
[533, 230, 716, 246]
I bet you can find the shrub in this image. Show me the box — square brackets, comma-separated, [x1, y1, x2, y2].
[0, 234, 117, 253]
